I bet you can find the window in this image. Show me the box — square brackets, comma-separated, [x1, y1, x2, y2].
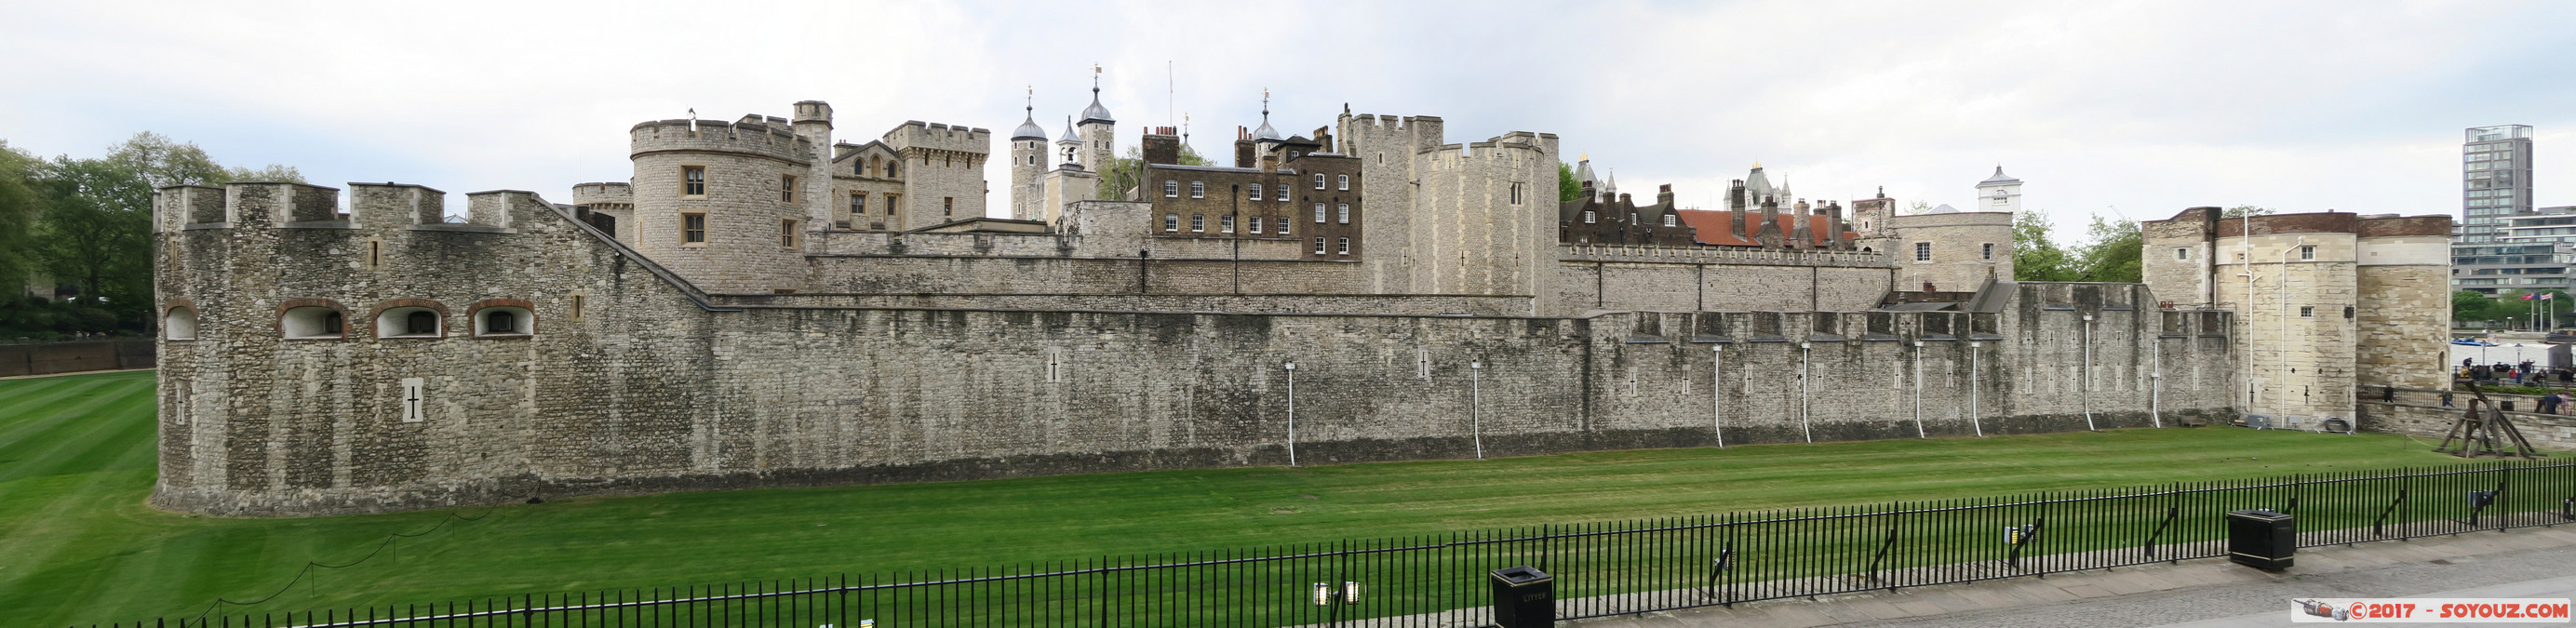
[282, 307, 344, 340]
[1250, 216, 1265, 234]
[476, 307, 532, 336]
[780, 174, 797, 203]
[1164, 214, 1179, 232]
[1336, 237, 1350, 255]
[1314, 237, 1327, 254]
[1164, 180, 1179, 197]
[1981, 243, 1994, 261]
[855, 160, 865, 175]
[164, 307, 196, 341]
[375, 306, 442, 339]
[400, 378, 424, 423]
[1509, 182, 1523, 205]
[1584, 210, 1596, 224]
[2300, 305, 2314, 317]
[1662, 214, 1677, 227]
[1191, 214, 1205, 232]
[1250, 184, 1263, 201]
[885, 160, 898, 177]
[2175, 247, 2189, 261]
[1190, 181, 1205, 198]
[681, 213, 707, 245]
[1336, 175, 1349, 191]
[780, 220, 798, 248]
[2299, 245, 2315, 261]
[1337, 204, 1349, 224]
[1314, 173, 1325, 190]
[943, 197, 955, 216]
[1275, 218, 1289, 235]
[1315, 204, 1327, 223]
[681, 166, 705, 195]
[1220, 215, 1235, 234]
[1914, 242, 1932, 261]
[2343, 305, 2355, 319]
[850, 193, 866, 215]
[887, 194, 900, 213]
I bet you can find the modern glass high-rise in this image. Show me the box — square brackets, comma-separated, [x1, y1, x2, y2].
[2458, 125, 2534, 244]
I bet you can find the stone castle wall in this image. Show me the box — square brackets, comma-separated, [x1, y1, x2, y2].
[152, 184, 2234, 516]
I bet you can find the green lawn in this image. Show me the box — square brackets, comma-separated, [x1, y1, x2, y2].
[0, 370, 2539, 624]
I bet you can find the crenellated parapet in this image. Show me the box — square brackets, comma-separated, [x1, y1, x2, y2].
[629, 118, 813, 166]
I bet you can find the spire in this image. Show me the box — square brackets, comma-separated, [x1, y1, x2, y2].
[1011, 86, 1046, 140]
[1252, 88, 1281, 140]
[1057, 115, 1080, 144]
[1080, 64, 1115, 124]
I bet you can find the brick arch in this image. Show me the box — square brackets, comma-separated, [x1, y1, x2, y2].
[163, 297, 195, 314]
[275, 298, 351, 340]
[368, 299, 450, 338]
[466, 298, 538, 337]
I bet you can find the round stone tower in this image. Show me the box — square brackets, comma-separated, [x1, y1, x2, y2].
[627, 114, 815, 294]
[1077, 73, 1116, 171]
[1010, 92, 1048, 220]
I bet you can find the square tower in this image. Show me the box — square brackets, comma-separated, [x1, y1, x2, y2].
[1974, 167, 2022, 214]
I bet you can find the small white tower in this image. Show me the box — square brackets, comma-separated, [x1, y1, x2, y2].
[1055, 116, 1084, 168]
[1976, 166, 2022, 214]
[1009, 88, 1048, 220]
[1077, 66, 1116, 171]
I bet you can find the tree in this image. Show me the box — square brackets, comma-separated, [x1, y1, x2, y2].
[2221, 205, 2272, 219]
[1095, 144, 1214, 199]
[101, 131, 229, 188]
[2012, 210, 2078, 282]
[2073, 216, 2142, 283]
[29, 156, 153, 324]
[1906, 200, 1933, 215]
[0, 141, 42, 299]
[1559, 161, 1582, 202]
[223, 164, 306, 183]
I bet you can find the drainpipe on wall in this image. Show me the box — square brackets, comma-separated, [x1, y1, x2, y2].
[1799, 341, 1813, 444]
[1284, 360, 1298, 466]
[1911, 340, 1926, 438]
[2151, 330, 2164, 429]
[1711, 344, 1724, 448]
[1969, 341, 1984, 436]
[2083, 314, 2097, 431]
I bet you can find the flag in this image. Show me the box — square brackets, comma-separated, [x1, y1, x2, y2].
[2547, 293, 2557, 301]
[2523, 293, 2537, 301]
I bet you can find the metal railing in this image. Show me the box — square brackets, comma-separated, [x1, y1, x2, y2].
[95, 461, 2576, 628]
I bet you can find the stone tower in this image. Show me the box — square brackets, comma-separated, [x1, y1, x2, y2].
[627, 114, 816, 294]
[791, 100, 836, 234]
[1976, 167, 2022, 214]
[1077, 70, 1116, 171]
[1009, 90, 1048, 221]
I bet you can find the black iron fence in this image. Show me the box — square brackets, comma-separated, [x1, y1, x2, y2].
[101, 461, 2576, 628]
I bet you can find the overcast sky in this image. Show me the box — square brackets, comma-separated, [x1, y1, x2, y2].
[7, 0, 2571, 240]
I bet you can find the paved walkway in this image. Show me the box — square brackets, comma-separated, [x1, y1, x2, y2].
[1573, 526, 2576, 627]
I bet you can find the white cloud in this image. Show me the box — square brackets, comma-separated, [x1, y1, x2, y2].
[4, 0, 2569, 241]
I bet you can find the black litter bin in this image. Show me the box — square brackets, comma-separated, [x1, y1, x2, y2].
[2226, 509, 2296, 570]
[1489, 566, 1554, 628]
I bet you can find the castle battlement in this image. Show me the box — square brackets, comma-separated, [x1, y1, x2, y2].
[881, 120, 991, 154]
[628, 119, 813, 165]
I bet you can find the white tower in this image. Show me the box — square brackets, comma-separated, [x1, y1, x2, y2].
[1976, 166, 2022, 214]
[1009, 88, 1048, 220]
[1077, 67, 1116, 171]
[1054, 117, 1083, 167]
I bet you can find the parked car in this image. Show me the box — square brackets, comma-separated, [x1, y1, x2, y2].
[2546, 330, 2576, 344]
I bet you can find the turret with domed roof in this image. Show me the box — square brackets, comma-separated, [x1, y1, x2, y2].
[1009, 88, 1050, 220]
[1076, 66, 1116, 172]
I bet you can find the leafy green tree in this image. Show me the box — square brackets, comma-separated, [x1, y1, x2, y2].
[1096, 144, 1214, 199]
[101, 131, 229, 188]
[223, 164, 306, 183]
[2455, 290, 2502, 322]
[29, 156, 153, 323]
[2012, 210, 2078, 282]
[2221, 205, 2271, 218]
[1559, 161, 1581, 202]
[2073, 216, 2142, 283]
[0, 142, 42, 299]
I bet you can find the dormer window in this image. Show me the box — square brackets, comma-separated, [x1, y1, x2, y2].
[1584, 211, 1597, 224]
[1662, 214, 1676, 227]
